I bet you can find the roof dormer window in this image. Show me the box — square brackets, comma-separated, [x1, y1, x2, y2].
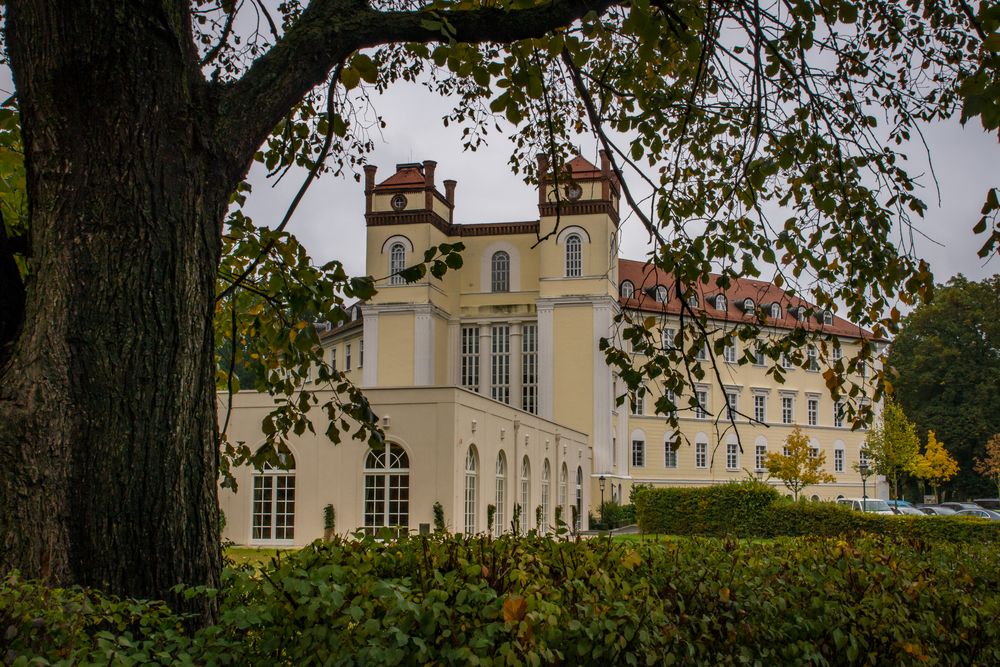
[687, 293, 699, 309]
[714, 294, 727, 311]
[770, 302, 781, 320]
[620, 280, 634, 299]
[743, 298, 755, 314]
[822, 310, 833, 326]
[654, 285, 668, 303]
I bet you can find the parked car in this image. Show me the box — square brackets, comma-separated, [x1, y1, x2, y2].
[891, 505, 924, 516]
[887, 499, 915, 508]
[836, 498, 893, 514]
[917, 505, 958, 516]
[973, 498, 1000, 510]
[939, 502, 983, 512]
[956, 508, 1000, 520]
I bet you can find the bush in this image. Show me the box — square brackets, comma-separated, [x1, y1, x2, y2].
[636, 482, 1000, 542]
[6, 534, 1000, 665]
[588, 500, 636, 530]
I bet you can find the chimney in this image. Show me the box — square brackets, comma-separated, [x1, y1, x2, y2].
[443, 179, 456, 222]
[363, 164, 377, 214]
[423, 160, 437, 209]
[599, 149, 610, 200]
[537, 153, 549, 205]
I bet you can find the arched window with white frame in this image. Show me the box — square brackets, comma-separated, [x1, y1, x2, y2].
[822, 310, 833, 325]
[464, 445, 478, 534]
[520, 456, 531, 533]
[619, 280, 634, 299]
[575, 467, 583, 530]
[715, 294, 727, 311]
[389, 242, 406, 285]
[363, 442, 410, 535]
[559, 463, 568, 521]
[252, 448, 296, 543]
[541, 459, 551, 533]
[491, 251, 510, 293]
[654, 285, 668, 303]
[495, 451, 507, 533]
[770, 302, 781, 319]
[565, 234, 582, 277]
[743, 298, 755, 314]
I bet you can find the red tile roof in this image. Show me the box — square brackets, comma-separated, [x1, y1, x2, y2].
[375, 166, 425, 189]
[616, 258, 874, 339]
[566, 155, 602, 178]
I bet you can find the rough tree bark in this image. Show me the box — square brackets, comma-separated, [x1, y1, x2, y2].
[0, 0, 615, 620]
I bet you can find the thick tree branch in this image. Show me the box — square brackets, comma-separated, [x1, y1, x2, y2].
[216, 0, 620, 173]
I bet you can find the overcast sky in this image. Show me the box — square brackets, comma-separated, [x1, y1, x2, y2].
[245, 78, 1000, 295]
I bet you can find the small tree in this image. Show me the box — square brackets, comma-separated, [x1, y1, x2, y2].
[864, 400, 920, 501]
[909, 431, 959, 503]
[765, 427, 836, 501]
[432, 502, 446, 534]
[974, 434, 1000, 497]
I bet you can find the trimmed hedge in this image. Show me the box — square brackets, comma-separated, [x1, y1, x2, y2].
[5, 534, 1000, 665]
[635, 482, 1000, 542]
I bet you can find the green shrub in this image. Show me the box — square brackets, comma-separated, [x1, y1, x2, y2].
[636, 482, 1000, 542]
[6, 534, 1000, 665]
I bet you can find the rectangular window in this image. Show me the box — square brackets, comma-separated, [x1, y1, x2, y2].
[491, 325, 511, 404]
[632, 390, 644, 416]
[835, 449, 844, 473]
[632, 440, 645, 467]
[696, 389, 709, 420]
[359, 340, 364, 368]
[807, 397, 818, 426]
[754, 394, 767, 423]
[807, 346, 819, 371]
[755, 444, 767, 471]
[726, 442, 739, 470]
[696, 342, 708, 361]
[781, 396, 794, 424]
[330, 346, 338, 372]
[781, 353, 794, 370]
[665, 440, 678, 468]
[460, 326, 480, 391]
[832, 346, 843, 363]
[724, 343, 737, 364]
[834, 401, 845, 428]
[753, 345, 765, 366]
[522, 323, 538, 414]
[726, 390, 738, 420]
[695, 442, 708, 468]
[345, 343, 352, 371]
[661, 327, 676, 351]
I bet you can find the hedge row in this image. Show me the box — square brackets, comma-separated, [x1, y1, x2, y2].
[635, 482, 1000, 542]
[6, 533, 1000, 665]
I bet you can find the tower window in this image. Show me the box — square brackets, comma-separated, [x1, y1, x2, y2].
[491, 251, 510, 292]
[389, 242, 406, 285]
[565, 234, 582, 277]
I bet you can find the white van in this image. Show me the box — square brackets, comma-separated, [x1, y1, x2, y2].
[836, 498, 893, 514]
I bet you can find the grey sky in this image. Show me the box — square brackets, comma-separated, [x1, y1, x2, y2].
[247, 78, 1000, 292]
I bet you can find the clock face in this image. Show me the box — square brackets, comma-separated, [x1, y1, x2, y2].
[391, 193, 408, 211]
[566, 184, 583, 201]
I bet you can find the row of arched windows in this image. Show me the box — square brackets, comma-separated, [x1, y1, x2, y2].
[387, 233, 586, 292]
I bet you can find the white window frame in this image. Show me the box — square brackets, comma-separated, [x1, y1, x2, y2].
[464, 446, 478, 534]
[807, 397, 819, 426]
[781, 395, 795, 425]
[695, 441, 708, 469]
[770, 303, 781, 319]
[251, 454, 296, 544]
[834, 448, 844, 473]
[363, 443, 410, 535]
[753, 393, 767, 423]
[460, 326, 480, 391]
[724, 342, 737, 364]
[389, 242, 406, 285]
[345, 343, 352, 371]
[632, 439, 645, 467]
[654, 285, 668, 303]
[695, 388, 709, 420]
[620, 280, 634, 299]
[520, 457, 531, 533]
[715, 294, 727, 310]
[726, 442, 739, 470]
[491, 324, 511, 404]
[521, 323, 538, 414]
[491, 251, 510, 293]
[495, 451, 507, 533]
[665, 437, 678, 468]
[755, 442, 767, 471]
[540, 459, 551, 533]
[564, 234, 582, 277]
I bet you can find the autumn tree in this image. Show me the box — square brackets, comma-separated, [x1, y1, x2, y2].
[864, 399, 920, 501]
[974, 434, 1000, 497]
[0, 0, 993, 619]
[909, 430, 959, 503]
[887, 275, 1000, 497]
[765, 427, 835, 501]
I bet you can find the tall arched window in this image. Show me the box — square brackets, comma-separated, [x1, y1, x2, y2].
[520, 456, 531, 533]
[491, 251, 510, 292]
[389, 242, 406, 285]
[559, 463, 568, 521]
[770, 302, 781, 319]
[565, 234, 582, 277]
[495, 451, 507, 534]
[575, 467, 583, 530]
[715, 294, 727, 311]
[654, 285, 668, 303]
[363, 443, 410, 535]
[619, 280, 634, 299]
[464, 446, 478, 534]
[252, 449, 296, 543]
[541, 459, 551, 533]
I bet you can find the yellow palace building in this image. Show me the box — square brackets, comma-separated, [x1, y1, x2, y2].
[219, 154, 882, 546]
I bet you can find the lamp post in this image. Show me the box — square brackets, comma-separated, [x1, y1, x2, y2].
[858, 461, 871, 512]
[598, 475, 606, 530]
[755, 468, 764, 483]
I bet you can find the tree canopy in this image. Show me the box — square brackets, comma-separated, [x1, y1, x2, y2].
[909, 430, 959, 503]
[887, 275, 1000, 497]
[863, 399, 920, 501]
[765, 426, 835, 500]
[0, 0, 996, 617]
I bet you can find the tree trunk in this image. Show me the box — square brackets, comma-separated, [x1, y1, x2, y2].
[1, 1, 232, 621]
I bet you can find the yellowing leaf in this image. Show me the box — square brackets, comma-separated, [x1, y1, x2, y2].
[503, 596, 527, 623]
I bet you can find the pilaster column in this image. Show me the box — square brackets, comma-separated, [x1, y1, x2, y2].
[479, 323, 491, 396]
[510, 322, 523, 410]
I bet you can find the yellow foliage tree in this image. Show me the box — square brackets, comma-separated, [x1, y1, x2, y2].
[974, 434, 1000, 498]
[765, 427, 837, 501]
[908, 431, 959, 503]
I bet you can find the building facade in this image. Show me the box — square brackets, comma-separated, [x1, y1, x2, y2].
[219, 154, 883, 546]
